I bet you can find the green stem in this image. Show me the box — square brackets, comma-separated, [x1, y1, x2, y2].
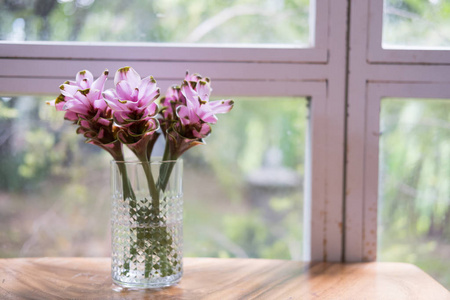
[110, 150, 136, 202]
[157, 137, 177, 192]
[141, 159, 160, 217]
[136, 153, 167, 279]
[114, 159, 137, 276]
[125, 145, 179, 279]
[116, 162, 136, 205]
[158, 161, 176, 192]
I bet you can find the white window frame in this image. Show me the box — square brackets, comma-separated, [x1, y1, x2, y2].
[345, 0, 450, 261]
[0, 0, 351, 262]
[368, 0, 450, 64]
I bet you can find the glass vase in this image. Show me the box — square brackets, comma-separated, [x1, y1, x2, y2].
[110, 159, 183, 288]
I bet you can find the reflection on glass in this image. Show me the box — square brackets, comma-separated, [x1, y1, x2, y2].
[378, 98, 450, 288]
[0, 0, 309, 45]
[0, 96, 306, 260]
[383, 0, 450, 48]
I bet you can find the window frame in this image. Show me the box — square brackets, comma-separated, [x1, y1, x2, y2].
[0, 0, 350, 262]
[345, 0, 450, 261]
[0, 1, 329, 65]
[367, 0, 450, 64]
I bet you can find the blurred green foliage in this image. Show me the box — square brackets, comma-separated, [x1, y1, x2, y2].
[384, 0, 450, 47]
[379, 98, 450, 288]
[0, 97, 89, 191]
[0, 101, 17, 119]
[0, 96, 112, 258]
[0, 0, 309, 44]
[184, 98, 306, 259]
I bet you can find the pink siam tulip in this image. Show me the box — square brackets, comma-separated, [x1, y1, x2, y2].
[103, 67, 161, 161]
[179, 75, 234, 126]
[46, 69, 125, 162]
[104, 67, 164, 225]
[160, 85, 184, 122]
[160, 72, 234, 160]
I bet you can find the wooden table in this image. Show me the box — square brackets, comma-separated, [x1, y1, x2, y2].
[0, 258, 448, 299]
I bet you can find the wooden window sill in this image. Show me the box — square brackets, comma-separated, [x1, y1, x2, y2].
[0, 257, 448, 299]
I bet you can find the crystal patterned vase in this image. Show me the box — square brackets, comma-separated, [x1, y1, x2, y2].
[111, 160, 183, 288]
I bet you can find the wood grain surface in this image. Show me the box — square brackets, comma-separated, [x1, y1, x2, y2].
[0, 257, 448, 299]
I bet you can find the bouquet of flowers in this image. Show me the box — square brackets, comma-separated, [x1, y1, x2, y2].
[47, 67, 233, 284]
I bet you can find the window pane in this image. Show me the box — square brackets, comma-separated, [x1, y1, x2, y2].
[0, 0, 310, 46]
[383, 0, 450, 48]
[0, 96, 307, 260]
[0, 96, 112, 257]
[378, 98, 450, 288]
[185, 97, 306, 259]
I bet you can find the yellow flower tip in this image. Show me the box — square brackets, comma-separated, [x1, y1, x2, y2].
[55, 94, 65, 104]
[119, 66, 131, 73]
[79, 89, 90, 96]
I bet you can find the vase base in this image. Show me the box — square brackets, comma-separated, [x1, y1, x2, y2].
[112, 271, 183, 289]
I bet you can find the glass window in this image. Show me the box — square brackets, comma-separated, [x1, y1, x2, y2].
[0, 0, 310, 46]
[0, 96, 112, 257]
[383, 0, 450, 48]
[378, 98, 450, 288]
[0, 96, 307, 260]
[185, 97, 306, 259]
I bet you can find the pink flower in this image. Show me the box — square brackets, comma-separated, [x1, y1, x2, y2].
[178, 75, 233, 127]
[47, 70, 109, 121]
[160, 72, 234, 159]
[104, 67, 160, 123]
[103, 67, 161, 160]
[160, 72, 233, 125]
[160, 85, 185, 120]
[178, 74, 233, 137]
[47, 69, 125, 161]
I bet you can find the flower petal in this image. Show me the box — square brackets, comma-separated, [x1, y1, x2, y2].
[47, 98, 66, 111]
[73, 90, 91, 107]
[209, 99, 234, 114]
[116, 81, 135, 101]
[97, 128, 105, 139]
[103, 89, 117, 102]
[146, 102, 159, 117]
[181, 80, 200, 109]
[177, 106, 191, 126]
[80, 120, 90, 128]
[93, 99, 107, 111]
[114, 66, 141, 88]
[64, 100, 89, 115]
[60, 84, 80, 97]
[138, 76, 159, 103]
[199, 111, 218, 124]
[76, 70, 94, 87]
[193, 123, 211, 138]
[196, 80, 211, 103]
[91, 69, 109, 92]
[87, 89, 102, 103]
[97, 117, 111, 126]
[105, 98, 127, 112]
[64, 111, 78, 121]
